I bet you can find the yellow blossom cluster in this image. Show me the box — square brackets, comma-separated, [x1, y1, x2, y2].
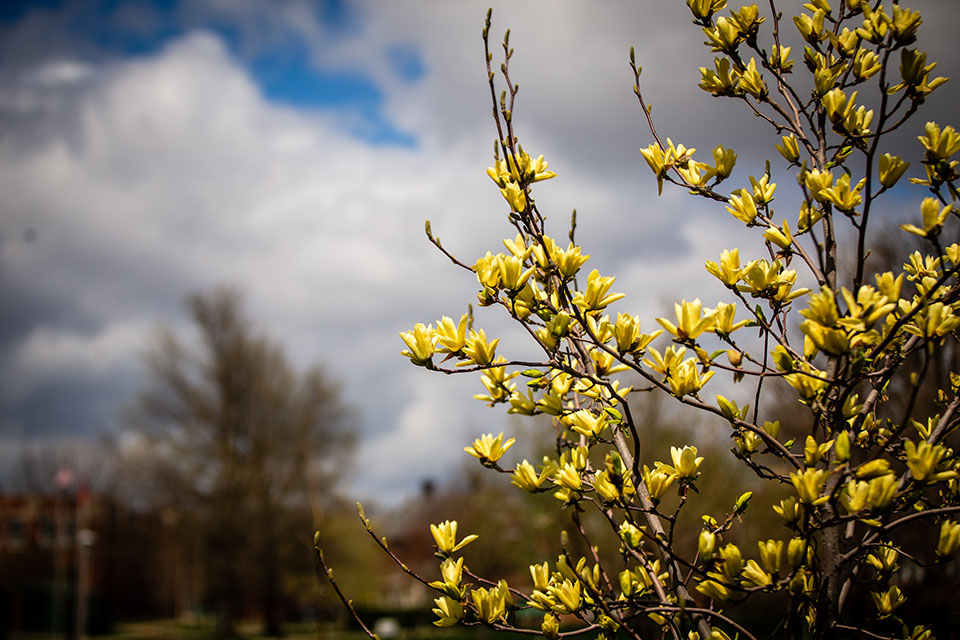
[317, 5, 960, 640]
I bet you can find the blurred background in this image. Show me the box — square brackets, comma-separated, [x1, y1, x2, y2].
[2, 0, 959, 638]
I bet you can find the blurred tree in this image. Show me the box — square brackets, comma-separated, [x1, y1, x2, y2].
[126, 287, 354, 637]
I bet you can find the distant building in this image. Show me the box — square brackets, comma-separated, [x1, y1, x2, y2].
[0, 492, 185, 638]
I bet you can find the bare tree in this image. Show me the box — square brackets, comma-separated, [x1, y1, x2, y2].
[126, 287, 354, 637]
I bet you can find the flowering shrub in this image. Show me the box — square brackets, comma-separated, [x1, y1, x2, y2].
[318, 2, 960, 638]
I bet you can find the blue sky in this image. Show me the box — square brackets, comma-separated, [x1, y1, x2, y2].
[1, 0, 958, 506]
[0, 0, 419, 144]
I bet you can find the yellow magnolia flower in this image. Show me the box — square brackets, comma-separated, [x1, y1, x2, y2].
[474, 251, 501, 290]
[773, 497, 802, 524]
[640, 143, 670, 194]
[763, 220, 793, 250]
[891, 4, 922, 43]
[856, 458, 893, 480]
[901, 197, 955, 238]
[801, 287, 839, 326]
[703, 15, 742, 53]
[699, 57, 739, 97]
[620, 563, 659, 598]
[841, 480, 870, 513]
[750, 173, 777, 205]
[801, 320, 849, 355]
[657, 298, 716, 340]
[590, 347, 629, 377]
[511, 459, 550, 491]
[400, 323, 436, 366]
[544, 579, 580, 614]
[787, 538, 808, 569]
[903, 250, 942, 280]
[891, 48, 948, 99]
[618, 521, 643, 549]
[474, 358, 517, 404]
[554, 462, 582, 492]
[741, 559, 772, 588]
[712, 301, 749, 334]
[705, 248, 742, 286]
[624, 315, 662, 353]
[803, 167, 834, 202]
[592, 470, 620, 502]
[643, 345, 688, 375]
[643, 464, 677, 499]
[563, 408, 608, 439]
[496, 253, 534, 292]
[878, 153, 910, 188]
[904, 440, 955, 482]
[530, 562, 551, 592]
[737, 57, 767, 99]
[696, 579, 731, 602]
[793, 9, 825, 44]
[500, 181, 526, 212]
[855, 5, 889, 44]
[541, 614, 560, 640]
[834, 27, 859, 55]
[768, 44, 793, 73]
[840, 285, 896, 329]
[738, 259, 807, 302]
[726, 189, 759, 224]
[904, 301, 960, 338]
[502, 233, 532, 260]
[918, 122, 960, 160]
[937, 520, 960, 557]
[853, 48, 881, 81]
[699, 529, 717, 558]
[436, 314, 469, 353]
[668, 445, 704, 479]
[465, 431, 516, 463]
[687, 0, 727, 21]
[797, 201, 824, 233]
[487, 148, 557, 185]
[666, 357, 714, 397]
[820, 173, 866, 213]
[803, 435, 834, 467]
[866, 547, 900, 574]
[430, 520, 478, 555]
[866, 475, 898, 510]
[532, 236, 590, 280]
[463, 329, 499, 366]
[677, 160, 713, 187]
[429, 557, 465, 597]
[776, 134, 800, 164]
[872, 586, 906, 618]
[471, 585, 508, 624]
[432, 595, 464, 627]
[572, 269, 625, 312]
[758, 539, 783, 573]
[712, 145, 737, 179]
[790, 468, 829, 505]
[783, 362, 827, 400]
[507, 390, 537, 416]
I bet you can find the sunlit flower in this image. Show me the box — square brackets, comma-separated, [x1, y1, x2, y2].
[430, 520, 478, 555]
[465, 431, 516, 464]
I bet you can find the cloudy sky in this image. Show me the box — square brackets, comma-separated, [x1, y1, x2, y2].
[1, 0, 958, 505]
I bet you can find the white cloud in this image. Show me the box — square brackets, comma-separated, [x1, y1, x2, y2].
[3, 0, 960, 505]
[8, 322, 147, 393]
